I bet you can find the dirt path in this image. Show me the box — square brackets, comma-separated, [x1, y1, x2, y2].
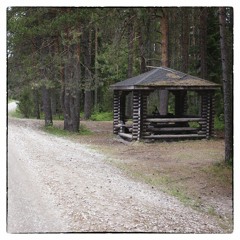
[7, 117, 226, 233]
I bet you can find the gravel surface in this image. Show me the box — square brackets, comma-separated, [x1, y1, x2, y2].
[7, 117, 225, 233]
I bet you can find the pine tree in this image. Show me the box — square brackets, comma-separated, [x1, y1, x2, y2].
[159, 8, 169, 115]
[219, 7, 233, 163]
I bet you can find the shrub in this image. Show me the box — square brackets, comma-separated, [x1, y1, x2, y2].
[17, 87, 34, 118]
[90, 111, 113, 121]
[214, 115, 225, 130]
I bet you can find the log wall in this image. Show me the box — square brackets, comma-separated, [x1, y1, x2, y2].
[113, 91, 120, 134]
[113, 90, 126, 134]
[200, 90, 215, 139]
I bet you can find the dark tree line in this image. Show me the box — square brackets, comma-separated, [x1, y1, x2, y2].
[7, 7, 233, 161]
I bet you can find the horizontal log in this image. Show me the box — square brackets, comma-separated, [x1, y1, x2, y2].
[118, 132, 132, 140]
[198, 131, 206, 134]
[142, 132, 151, 136]
[146, 117, 203, 123]
[148, 127, 199, 132]
[144, 134, 206, 139]
[115, 123, 133, 128]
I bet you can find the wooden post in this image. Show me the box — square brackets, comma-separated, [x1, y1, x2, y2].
[200, 92, 208, 138]
[132, 91, 142, 140]
[142, 91, 151, 138]
[208, 91, 215, 138]
[113, 90, 126, 134]
[206, 92, 211, 139]
[113, 90, 120, 134]
[211, 94, 215, 137]
[200, 91, 215, 139]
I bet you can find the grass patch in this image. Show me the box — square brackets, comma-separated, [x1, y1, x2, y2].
[202, 161, 232, 185]
[170, 187, 192, 205]
[79, 124, 93, 135]
[44, 125, 72, 137]
[90, 111, 113, 121]
[105, 157, 195, 206]
[44, 124, 92, 137]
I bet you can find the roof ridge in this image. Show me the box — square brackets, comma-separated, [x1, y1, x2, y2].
[147, 66, 175, 73]
[135, 68, 159, 85]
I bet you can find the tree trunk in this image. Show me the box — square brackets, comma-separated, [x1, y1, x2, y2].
[62, 27, 81, 132]
[84, 90, 92, 119]
[63, 48, 81, 132]
[94, 26, 99, 112]
[219, 7, 233, 163]
[51, 88, 57, 116]
[200, 8, 208, 79]
[126, 21, 134, 117]
[159, 10, 169, 116]
[137, 25, 146, 73]
[33, 89, 40, 119]
[181, 8, 189, 72]
[42, 85, 53, 126]
[84, 28, 93, 119]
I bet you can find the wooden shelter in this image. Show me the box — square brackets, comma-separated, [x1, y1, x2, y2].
[110, 67, 220, 141]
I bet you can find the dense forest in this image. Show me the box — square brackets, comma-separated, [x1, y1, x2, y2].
[7, 7, 233, 160]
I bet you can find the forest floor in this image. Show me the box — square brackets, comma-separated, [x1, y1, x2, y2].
[7, 115, 233, 233]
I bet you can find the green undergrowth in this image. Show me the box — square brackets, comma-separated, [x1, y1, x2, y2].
[90, 111, 113, 121]
[8, 108, 23, 118]
[8, 98, 15, 103]
[214, 116, 225, 130]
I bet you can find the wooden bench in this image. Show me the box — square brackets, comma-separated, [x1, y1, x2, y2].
[144, 117, 205, 139]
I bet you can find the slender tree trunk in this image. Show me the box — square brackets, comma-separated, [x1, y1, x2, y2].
[181, 8, 189, 72]
[33, 89, 40, 119]
[51, 88, 57, 115]
[42, 85, 53, 126]
[31, 40, 41, 119]
[127, 22, 134, 78]
[84, 28, 93, 119]
[219, 7, 233, 163]
[84, 90, 92, 119]
[159, 10, 169, 115]
[94, 26, 99, 112]
[200, 8, 208, 79]
[126, 21, 134, 117]
[138, 25, 146, 73]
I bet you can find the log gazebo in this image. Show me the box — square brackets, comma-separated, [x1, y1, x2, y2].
[110, 66, 220, 141]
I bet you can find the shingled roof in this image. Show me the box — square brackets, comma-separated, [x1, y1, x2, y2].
[110, 67, 220, 90]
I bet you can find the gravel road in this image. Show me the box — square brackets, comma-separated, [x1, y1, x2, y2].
[7, 117, 225, 233]
[8, 101, 18, 112]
